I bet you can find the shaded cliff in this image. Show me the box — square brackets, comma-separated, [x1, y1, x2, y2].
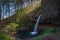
[40, 0, 60, 24]
[29, 0, 60, 25]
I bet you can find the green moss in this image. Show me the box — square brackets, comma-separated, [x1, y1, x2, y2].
[19, 20, 35, 27]
[42, 27, 54, 34]
[29, 27, 54, 40]
[14, 2, 40, 23]
[10, 23, 19, 29]
[0, 33, 12, 40]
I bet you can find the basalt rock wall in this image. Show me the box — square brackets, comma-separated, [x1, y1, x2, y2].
[40, 0, 60, 24]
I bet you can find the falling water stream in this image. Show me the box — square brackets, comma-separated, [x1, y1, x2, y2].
[30, 0, 42, 35]
[31, 15, 41, 35]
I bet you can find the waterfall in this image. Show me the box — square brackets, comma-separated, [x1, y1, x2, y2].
[34, 15, 41, 32]
[30, 14, 41, 35]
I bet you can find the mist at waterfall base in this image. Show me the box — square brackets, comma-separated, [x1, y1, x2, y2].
[30, 15, 41, 35]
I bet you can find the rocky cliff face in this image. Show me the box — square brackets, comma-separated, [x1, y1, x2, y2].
[29, 0, 60, 24]
[40, 0, 60, 24]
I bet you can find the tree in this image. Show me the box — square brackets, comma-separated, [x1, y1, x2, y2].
[16, 0, 24, 9]
[0, 5, 1, 21]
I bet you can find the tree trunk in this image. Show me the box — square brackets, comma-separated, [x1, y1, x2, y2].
[0, 6, 1, 22]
